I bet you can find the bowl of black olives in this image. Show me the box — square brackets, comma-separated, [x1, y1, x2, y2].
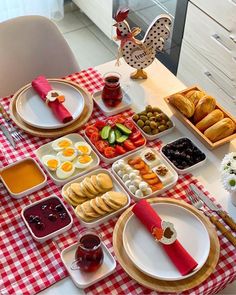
[160, 138, 206, 174]
[132, 105, 175, 140]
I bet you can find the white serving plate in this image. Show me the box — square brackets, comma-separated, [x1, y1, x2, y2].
[21, 195, 73, 243]
[35, 133, 100, 186]
[61, 168, 131, 228]
[84, 132, 146, 165]
[132, 114, 175, 141]
[160, 137, 207, 174]
[93, 90, 132, 117]
[112, 148, 178, 201]
[16, 81, 85, 129]
[123, 202, 210, 281]
[61, 241, 116, 289]
[0, 157, 47, 199]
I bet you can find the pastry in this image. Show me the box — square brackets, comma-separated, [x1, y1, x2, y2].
[83, 177, 99, 195]
[67, 187, 87, 204]
[185, 90, 205, 106]
[169, 93, 195, 118]
[95, 196, 113, 213]
[106, 191, 128, 207]
[64, 192, 78, 207]
[75, 205, 94, 222]
[90, 175, 104, 193]
[89, 198, 107, 215]
[81, 201, 100, 218]
[196, 109, 224, 132]
[96, 173, 113, 190]
[204, 118, 235, 142]
[102, 192, 121, 210]
[193, 95, 216, 123]
[70, 183, 84, 198]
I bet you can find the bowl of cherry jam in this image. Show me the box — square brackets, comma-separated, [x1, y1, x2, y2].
[21, 195, 73, 243]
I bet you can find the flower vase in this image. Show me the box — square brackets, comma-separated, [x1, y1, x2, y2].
[230, 191, 236, 206]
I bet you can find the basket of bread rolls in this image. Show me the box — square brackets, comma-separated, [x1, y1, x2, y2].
[164, 86, 236, 149]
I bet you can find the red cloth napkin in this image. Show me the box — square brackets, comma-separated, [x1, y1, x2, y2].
[32, 76, 73, 124]
[132, 199, 198, 276]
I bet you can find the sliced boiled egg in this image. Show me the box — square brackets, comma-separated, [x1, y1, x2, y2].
[56, 161, 75, 179]
[57, 147, 77, 162]
[52, 137, 72, 151]
[74, 155, 93, 169]
[42, 155, 61, 171]
[74, 142, 91, 155]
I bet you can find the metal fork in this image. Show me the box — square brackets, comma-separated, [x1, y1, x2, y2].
[0, 102, 23, 140]
[186, 187, 236, 246]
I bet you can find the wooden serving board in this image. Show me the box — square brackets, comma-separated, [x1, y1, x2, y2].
[164, 85, 236, 149]
[113, 198, 220, 293]
[9, 79, 93, 138]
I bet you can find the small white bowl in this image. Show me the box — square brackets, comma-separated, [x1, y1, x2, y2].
[61, 168, 130, 228]
[0, 157, 47, 199]
[61, 241, 116, 289]
[160, 137, 207, 174]
[21, 195, 73, 243]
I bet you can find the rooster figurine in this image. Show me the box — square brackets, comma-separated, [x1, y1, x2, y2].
[114, 8, 172, 79]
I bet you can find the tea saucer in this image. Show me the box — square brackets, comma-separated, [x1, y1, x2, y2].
[60, 242, 116, 289]
[92, 90, 131, 117]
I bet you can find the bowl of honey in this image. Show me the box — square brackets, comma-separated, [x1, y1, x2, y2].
[0, 157, 47, 198]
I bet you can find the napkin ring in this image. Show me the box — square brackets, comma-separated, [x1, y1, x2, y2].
[152, 221, 177, 245]
[46, 90, 65, 105]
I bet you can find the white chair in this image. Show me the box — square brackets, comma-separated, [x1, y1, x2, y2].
[0, 15, 80, 97]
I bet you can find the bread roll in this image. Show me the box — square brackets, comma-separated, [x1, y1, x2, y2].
[204, 118, 235, 142]
[193, 95, 216, 123]
[196, 109, 224, 132]
[169, 93, 195, 118]
[185, 90, 205, 106]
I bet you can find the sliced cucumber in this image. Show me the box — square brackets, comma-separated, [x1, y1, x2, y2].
[116, 123, 132, 135]
[101, 126, 111, 139]
[114, 129, 122, 140]
[116, 135, 129, 143]
[108, 130, 116, 144]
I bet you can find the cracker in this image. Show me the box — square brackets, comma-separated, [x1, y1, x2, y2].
[102, 192, 121, 210]
[95, 196, 113, 213]
[81, 201, 100, 218]
[107, 191, 128, 207]
[75, 205, 94, 222]
[83, 177, 99, 195]
[96, 173, 113, 190]
[80, 182, 95, 198]
[91, 175, 104, 193]
[70, 183, 85, 198]
[90, 199, 107, 215]
[63, 193, 78, 207]
[67, 187, 87, 204]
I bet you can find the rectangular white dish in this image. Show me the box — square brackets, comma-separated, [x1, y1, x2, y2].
[84, 132, 146, 164]
[61, 168, 130, 228]
[61, 241, 116, 289]
[160, 137, 207, 174]
[111, 147, 178, 202]
[93, 89, 132, 117]
[35, 133, 100, 186]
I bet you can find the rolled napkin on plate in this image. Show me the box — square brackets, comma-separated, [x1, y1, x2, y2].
[32, 76, 73, 124]
[132, 199, 198, 276]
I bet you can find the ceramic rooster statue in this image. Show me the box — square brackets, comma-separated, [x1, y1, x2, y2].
[114, 8, 172, 79]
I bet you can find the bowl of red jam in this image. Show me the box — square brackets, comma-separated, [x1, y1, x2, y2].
[21, 195, 73, 243]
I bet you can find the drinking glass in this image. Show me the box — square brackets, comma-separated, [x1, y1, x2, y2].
[101, 72, 123, 107]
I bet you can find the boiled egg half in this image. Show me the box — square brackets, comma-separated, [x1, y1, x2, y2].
[42, 155, 61, 171]
[57, 147, 77, 162]
[56, 161, 75, 179]
[74, 142, 91, 155]
[74, 155, 93, 169]
[52, 137, 72, 151]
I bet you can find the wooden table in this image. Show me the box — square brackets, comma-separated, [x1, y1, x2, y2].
[39, 59, 236, 295]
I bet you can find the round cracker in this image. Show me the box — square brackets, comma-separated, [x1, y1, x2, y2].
[70, 183, 85, 198]
[63, 193, 78, 207]
[83, 177, 99, 195]
[91, 175, 104, 193]
[107, 191, 128, 207]
[81, 201, 100, 218]
[96, 173, 113, 190]
[80, 182, 95, 198]
[95, 196, 113, 213]
[102, 193, 120, 210]
[90, 199, 107, 215]
[75, 205, 94, 222]
[67, 187, 87, 204]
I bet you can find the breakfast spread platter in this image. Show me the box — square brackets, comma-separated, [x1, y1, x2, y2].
[1, 68, 235, 295]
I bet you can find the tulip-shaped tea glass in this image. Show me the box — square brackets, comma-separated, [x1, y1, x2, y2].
[101, 72, 123, 107]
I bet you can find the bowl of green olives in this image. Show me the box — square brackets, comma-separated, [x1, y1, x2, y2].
[132, 105, 175, 140]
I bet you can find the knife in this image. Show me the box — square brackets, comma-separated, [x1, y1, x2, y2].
[0, 125, 16, 148]
[190, 183, 236, 232]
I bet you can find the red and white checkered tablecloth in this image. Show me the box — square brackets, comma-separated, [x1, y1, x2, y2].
[0, 68, 235, 295]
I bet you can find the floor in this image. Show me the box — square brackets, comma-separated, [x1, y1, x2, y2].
[54, 8, 118, 70]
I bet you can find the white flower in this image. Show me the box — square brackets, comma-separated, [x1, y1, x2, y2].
[222, 174, 236, 192]
[220, 152, 236, 175]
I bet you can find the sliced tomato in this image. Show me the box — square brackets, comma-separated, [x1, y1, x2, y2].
[95, 140, 108, 153]
[90, 132, 100, 144]
[124, 120, 135, 131]
[129, 130, 142, 141]
[104, 146, 117, 158]
[85, 125, 98, 137]
[107, 115, 126, 125]
[123, 140, 136, 151]
[94, 120, 106, 130]
[133, 137, 145, 147]
[115, 145, 126, 155]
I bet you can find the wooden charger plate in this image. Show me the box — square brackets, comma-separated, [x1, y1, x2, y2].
[113, 198, 220, 293]
[164, 85, 236, 150]
[9, 79, 93, 138]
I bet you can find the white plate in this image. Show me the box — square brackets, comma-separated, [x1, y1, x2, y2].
[61, 168, 131, 228]
[61, 241, 116, 289]
[93, 90, 132, 117]
[16, 81, 85, 129]
[35, 133, 100, 186]
[123, 202, 210, 281]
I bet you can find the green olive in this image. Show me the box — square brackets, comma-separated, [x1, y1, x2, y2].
[150, 121, 157, 129]
[137, 119, 144, 128]
[162, 114, 169, 121]
[160, 120, 166, 125]
[158, 125, 167, 132]
[151, 129, 159, 135]
[133, 114, 139, 121]
[156, 114, 163, 122]
[152, 107, 162, 113]
[143, 125, 151, 134]
[140, 111, 147, 115]
[140, 115, 148, 121]
[145, 105, 153, 112]
[145, 120, 150, 126]
[147, 112, 153, 118]
[149, 116, 156, 121]
[166, 120, 173, 128]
